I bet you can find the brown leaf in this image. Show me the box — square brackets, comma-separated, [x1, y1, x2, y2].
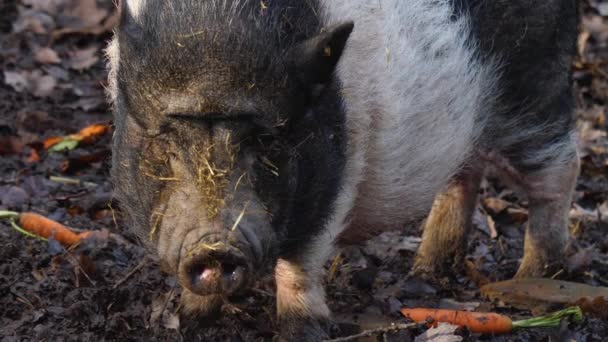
[68, 46, 99, 71]
[60, 149, 110, 174]
[481, 278, 608, 312]
[506, 207, 528, 223]
[3, 70, 57, 97]
[575, 296, 608, 320]
[0, 136, 24, 155]
[65, 0, 108, 28]
[13, 9, 55, 34]
[414, 323, 462, 342]
[464, 259, 490, 287]
[35, 47, 61, 64]
[482, 197, 510, 215]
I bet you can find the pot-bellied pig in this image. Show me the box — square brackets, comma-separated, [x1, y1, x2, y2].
[106, 0, 579, 340]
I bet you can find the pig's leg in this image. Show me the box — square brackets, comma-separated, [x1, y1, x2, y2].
[513, 144, 579, 278]
[275, 256, 331, 341]
[412, 168, 483, 277]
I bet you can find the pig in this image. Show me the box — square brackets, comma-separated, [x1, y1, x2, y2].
[106, 0, 579, 340]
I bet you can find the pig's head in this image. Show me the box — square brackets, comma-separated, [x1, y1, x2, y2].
[107, 1, 351, 315]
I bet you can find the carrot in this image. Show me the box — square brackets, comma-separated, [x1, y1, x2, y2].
[72, 123, 110, 143]
[45, 123, 110, 151]
[402, 308, 512, 334]
[401, 306, 582, 335]
[0, 210, 92, 247]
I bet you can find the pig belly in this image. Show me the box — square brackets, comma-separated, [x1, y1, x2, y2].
[322, 0, 498, 238]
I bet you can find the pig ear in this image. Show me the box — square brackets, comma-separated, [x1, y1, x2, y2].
[291, 22, 354, 85]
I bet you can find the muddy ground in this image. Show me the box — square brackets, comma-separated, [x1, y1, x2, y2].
[1, 1, 608, 341]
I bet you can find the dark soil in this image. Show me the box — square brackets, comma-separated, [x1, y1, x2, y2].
[1, 1, 607, 341]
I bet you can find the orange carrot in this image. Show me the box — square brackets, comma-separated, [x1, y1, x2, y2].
[43, 136, 64, 150]
[72, 123, 110, 143]
[0, 211, 92, 247]
[44, 123, 110, 151]
[18, 212, 89, 246]
[402, 308, 513, 334]
[402, 307, 583, 335]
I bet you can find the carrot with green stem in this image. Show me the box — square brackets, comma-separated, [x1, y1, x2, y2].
[401, 306, 583, 335]
[0, 210, 92, 247]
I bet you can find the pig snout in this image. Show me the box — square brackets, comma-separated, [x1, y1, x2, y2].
[179, 242, 251, 296]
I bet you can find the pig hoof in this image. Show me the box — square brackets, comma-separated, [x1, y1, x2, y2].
[179, 290, 223, 320]
[278, 315, 331, 342]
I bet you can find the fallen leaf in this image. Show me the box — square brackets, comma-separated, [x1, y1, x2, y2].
[506, 207, 528, 223]
[583, 16, 608, 42]
[26, 149, 41, 163]
[482, 197, 509, 215]
[3, 71, 28, 92]
[64, 0, 108, 28]
[60, 149, 110, 174]
[0, 136, 24, 155]
[12, 9, 55, 34]
[68, 46, 99, 71]
[35, 47, 61, 64]
[575, 296, 608, 320]
[481, 278, 608, 312]
[414, 323, 462, 342]
[398, 235, 422, 252]
[46, 123, 110, 151]
[3, 70, 57, 97]
[569, 203, 599, 222]
[464, 259, 490, 287]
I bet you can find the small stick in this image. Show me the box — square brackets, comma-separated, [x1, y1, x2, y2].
[323, 322, 424, 342]
[49, 175, 97, 188]
[113, 257, 148, 289]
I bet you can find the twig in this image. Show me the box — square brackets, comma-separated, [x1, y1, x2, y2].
[113, 256, 148, 289]
[49, 175, 97, 188]
[323, 322, 424, 342]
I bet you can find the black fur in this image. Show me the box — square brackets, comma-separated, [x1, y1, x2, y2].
[451, 0, 579, 170]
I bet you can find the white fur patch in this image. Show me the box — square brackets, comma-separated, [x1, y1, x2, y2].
[299, 0, 499, 270]
[126, 0, 146, 19]
[104, 37, 119, 103]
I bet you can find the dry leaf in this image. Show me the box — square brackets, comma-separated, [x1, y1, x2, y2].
[482, 197, 510, 215]
[35, 47, 61, 64]
[68, 46, 99, 71]
[415, 323, 462, 342]
[3, 70, 57, 97]
[481, 278, 608, 312]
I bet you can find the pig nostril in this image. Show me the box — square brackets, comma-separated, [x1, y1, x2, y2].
[221, 263, 237, 276]
[181, 255, 249, 296]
